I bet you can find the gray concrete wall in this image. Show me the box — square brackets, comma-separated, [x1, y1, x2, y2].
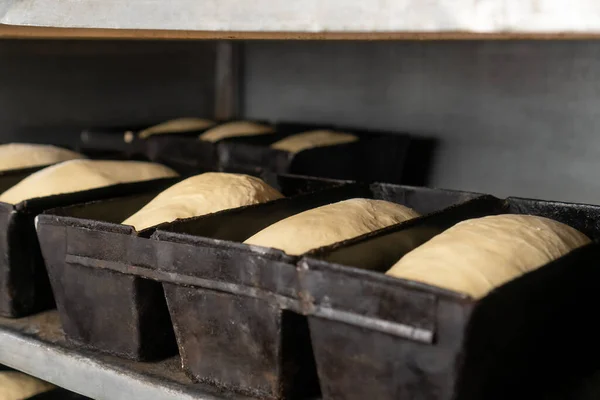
[243, 41, 600, 204]
[1, 39, 599, 204]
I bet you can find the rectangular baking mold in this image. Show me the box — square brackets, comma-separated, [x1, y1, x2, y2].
[0, 161, 177, 318]
[298, 196, 600, 400]
[148, 184, 486, 399]
[35, 173, 349, 363]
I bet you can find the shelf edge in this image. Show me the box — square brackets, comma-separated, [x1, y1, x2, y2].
[3, 25, 600, 41]
[0, 328, 215, 400]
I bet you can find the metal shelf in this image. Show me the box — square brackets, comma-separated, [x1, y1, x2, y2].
[0, 311, 248, 400]
[2, 0, 600, 40]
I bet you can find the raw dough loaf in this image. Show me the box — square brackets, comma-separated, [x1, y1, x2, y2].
[270, 130, 358, 153]
[199, 121, 274, 142]
[137, 118, 215, 139]
[0, 159, 178, 204]
[0, 371, 54, 400]
[0, 143, 85, 172]
[244, 198, 420, 255]
[386, 214, 591, 299]
[123, 172, 283, 230]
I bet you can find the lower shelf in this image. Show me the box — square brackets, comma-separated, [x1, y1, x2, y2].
[0, 310, 250, 400]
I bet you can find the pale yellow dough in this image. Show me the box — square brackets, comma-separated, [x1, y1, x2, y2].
[0, 143, 85, 172]
[0, 371, 54, 400]
[123, 172, 283, 230]
[137, 118, 216, 139]
[270, 130, 358, 153]
[199, 121, 275, 142]
[244, 198, 420, 255]
[386, 214, 591, 299]
[0, 159, 178, 204]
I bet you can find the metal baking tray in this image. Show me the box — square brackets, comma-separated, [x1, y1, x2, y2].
[298, 196, 600, 400]
[219, 124, 411, 184]
[77, 124, 150, 159]
[149, 185, 485, 399]
[0, 162, 176, 318]
[145, 120, 276, 174]
[35, 168, 600, 400]
[78, 120, 276, 173]
[35, 173, 348, 363]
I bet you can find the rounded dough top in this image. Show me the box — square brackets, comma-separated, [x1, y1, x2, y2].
[137, 118, 216, 139]
[0, 371, 54, 400]
[199, 121, 275, 142]
[0, 143, 85, 172]
[270, 130, 359, 154]
[123, 172, 284, 231]
[244, 198, 420, 256]
[386, 214, 591, 299]
[0, 159, 178, 204]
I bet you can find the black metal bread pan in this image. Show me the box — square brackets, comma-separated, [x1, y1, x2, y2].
[77, 124, 151, 160]
[144, 119, 275, 174]
[78, 119, 239, 161]
[0, 165, 48, 317]
[1, 169, 179, 320]
[34, 173, 346, 362]
[79, 119, 273, 171]
[0, 172, 179, 320]
[332, 125, 414, 184]
[150, 184, 485, 399]
[146, 120, 320, 174]
[398, 136, 438, 186]
[298, 196, 600, 400]
[218, 122, 411, 184]
[36, 184, 178, 361]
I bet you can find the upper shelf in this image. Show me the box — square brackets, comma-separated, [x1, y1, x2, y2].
[2, 0, 600, 40]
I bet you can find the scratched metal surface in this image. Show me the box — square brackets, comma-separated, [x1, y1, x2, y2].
[0, 311, 254, 400]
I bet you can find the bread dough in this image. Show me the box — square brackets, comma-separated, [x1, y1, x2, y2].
[137, 118, 215, 139]
[386, 214, 591, 299]
[0, 159, 178, 204]
[199, 121, 275, 142]
[0, 143, 85, 172]
[123, 172, 283, 230]
[270, 130, 358, 153]
[244, 198, 420, 255]
[0, 371, 54, 400]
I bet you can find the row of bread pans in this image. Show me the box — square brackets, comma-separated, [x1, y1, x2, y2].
[77, 119, 430, 185]
[6, 166, 595, 399]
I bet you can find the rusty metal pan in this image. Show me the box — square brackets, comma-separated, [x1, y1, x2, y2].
[299, 197, 600, 400]
[218, 125, 411, 184]
[0, 161, 177, 318]
[150, 185, 486, 399]
[35, 173, 349, 363]
[145, 120, 275, 174]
